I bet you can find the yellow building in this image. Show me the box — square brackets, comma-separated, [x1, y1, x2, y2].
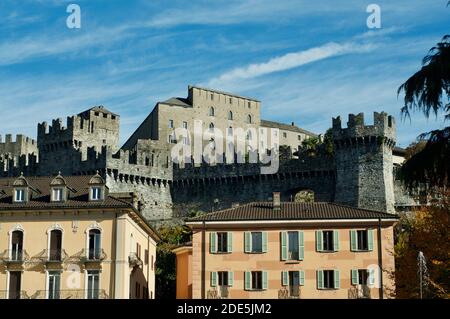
[175, 193, 398, 299]
[0, 173, 159, 299]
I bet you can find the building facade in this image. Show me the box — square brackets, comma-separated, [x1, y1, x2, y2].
[176, 193, 398, 299]
[0, 174, 159, 299]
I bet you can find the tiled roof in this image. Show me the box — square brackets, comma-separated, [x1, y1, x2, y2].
[160, 97, 192, 108]
[187, 202, 398, 222]
[0, 175, 129, 210]
[260, 120, 317, 137]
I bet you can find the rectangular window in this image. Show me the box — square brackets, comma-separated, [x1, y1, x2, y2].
[218, 271, 229, 286]
[87, 271, 100, 299]
[322, 231, 334, 251]
[251, 271, 263, 290]
[136, 243, 141, 259]
[289, 271, 300, 297]
[151, 255, 154, 270]
[8, 271, 22, 299]
[323, 270, 335, 289]
[283, 132, 287, 138]
[251, 232, 262, 253]
[91, 187, 102, 200]
[145, 250, 149, 265]
[217, 232, 228, 253]
[48, 272, 61, 299]
[358, 269, 369, 285]
[287, 231, 299, 260]
[168, 120, 174, 128]
[357, 230, 369, 251]
[182, 121, 188, 129]
[298, 135, 301, 141]
[52, 188, 64, 202]
[15, 189, 25, 202]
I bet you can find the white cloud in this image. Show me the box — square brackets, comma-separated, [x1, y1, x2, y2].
[207, 41, 376, 87]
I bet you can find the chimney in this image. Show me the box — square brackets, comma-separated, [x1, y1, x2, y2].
[273, 192, 281, 211]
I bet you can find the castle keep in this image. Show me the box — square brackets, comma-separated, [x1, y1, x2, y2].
[0, 86, 415, 223]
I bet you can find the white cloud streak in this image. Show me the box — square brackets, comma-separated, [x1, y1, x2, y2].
[207, 41, 376, 87]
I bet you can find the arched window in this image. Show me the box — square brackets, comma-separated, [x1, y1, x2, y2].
[209, 123, 215, 132]
[247, 114, 252, 124]
[49, 229, 63, 261]
[11, 230, 24, 261]
[228, 111, 233, 120]
[88, 229, 101, 260]
[209, 107, 215, 116]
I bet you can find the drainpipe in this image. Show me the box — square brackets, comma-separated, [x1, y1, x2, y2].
[377, 217, 384, 299]
[201, 220, 206, 299]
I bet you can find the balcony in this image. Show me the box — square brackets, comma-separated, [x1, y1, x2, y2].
[30, 289, 109, 299]
[35, 249, 69, 267]
[81, 249, 107, 264]
[348, 285, 371, 299]
[0, 290, 30, 299]
[0, 249, 30, 265]
[207, 286, 229, 299]
[278, 286, 301, 299]
[128, 252, 143, 267]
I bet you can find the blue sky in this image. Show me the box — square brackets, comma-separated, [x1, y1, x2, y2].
[0, 0, 448, 147]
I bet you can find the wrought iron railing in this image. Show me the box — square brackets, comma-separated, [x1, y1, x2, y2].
[30, 289, 109, 299]
[0, 249, 30, 263]
[207, 286, 229, 299]
[81, 249, 107, 262]
[348, 285, 371, 299]
[128, 252, 143, 267]
[278, 286, 301, 299]
[0, 290, 30, 299]
[34, 249, 69, 263]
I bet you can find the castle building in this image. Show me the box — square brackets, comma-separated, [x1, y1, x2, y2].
[0, 85, 419, 223]
[174, 193, 398, 299]
[0, 173, 159, 299]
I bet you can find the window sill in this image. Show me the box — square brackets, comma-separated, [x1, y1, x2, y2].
[245, 252, 265, 254]
[211, 252, 231, 255]
[352, 249, 371, 252]
[284, 260, 301, 264]
[318, 250, 337, 253]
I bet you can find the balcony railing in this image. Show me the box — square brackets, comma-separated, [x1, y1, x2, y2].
[0, 249, 30, 264]
[278, 286, 301, 299]
[0, 290, 30, 299]
[81, 249, 107, 263]
[30, 289, 109, 299]
[287, 251, 299, 261]
[128, 252, 143, 267]
[348, 285, 371, 299]
[35, 249, 69, 263]
[207, 286, 229, 299]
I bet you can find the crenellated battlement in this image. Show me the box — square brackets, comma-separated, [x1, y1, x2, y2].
[332, 112, 396, 149]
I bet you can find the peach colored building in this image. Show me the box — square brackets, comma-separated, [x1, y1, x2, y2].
[0, 173, 159, 299]
[175, 193, 398, 299]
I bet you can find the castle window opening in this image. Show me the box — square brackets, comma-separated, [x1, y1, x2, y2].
[229, 98, 232, 104]
[182, 121, 188, 129]
[283, 132, 287, 138]
[103, 113, 107, 118]
[228, 111, 233, 120]
[248, 101, 251, 108]
[247, 115, 252, 124]
[210, 93, 214, 100]
[209, 123, 215, 132]
[209, 107, 215, 117]
[95, 112, 99, 116]
[168, 120, 174, 128]
[111, 115, 116, 120]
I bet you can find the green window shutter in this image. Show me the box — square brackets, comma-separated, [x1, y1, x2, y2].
[262, 232, 268, 253]
[228, 271, 234, 287]
[350, 230, 357, 251]
[210, 272, 217, 287]
[281, 232, 287, 261]
[227, 232, 233, 253]
[368, 229, 374, 251]
[210, 232, 217, 253]
[369, 268, 375, 286]
[299, 270, 305, 286]
[282, 271, 288, 286]
[262, 271, 268, 290]
[351, 269, 359, 285]
[333, 230, 339, 251]
[317, 270, 324, 289]
[316, 231, 323, 252]
[244, 232, 252, 253]
[298, 231, 304, 260]
[334, 270, 340, 289]
[244, 271, 251, 290]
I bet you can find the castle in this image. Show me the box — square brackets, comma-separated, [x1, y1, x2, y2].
[0, 85, 417, 224]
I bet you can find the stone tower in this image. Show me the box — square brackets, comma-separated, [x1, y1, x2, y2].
[332, 112, 396, 213]
[37, 106, 120, 176]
